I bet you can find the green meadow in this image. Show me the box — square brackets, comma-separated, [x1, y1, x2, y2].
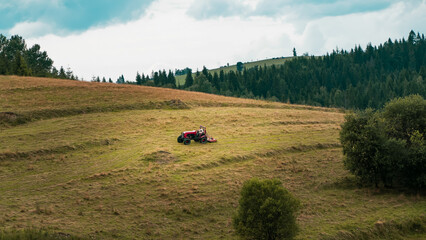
[0, 76, 424, 239]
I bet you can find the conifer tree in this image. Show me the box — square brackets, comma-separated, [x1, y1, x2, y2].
[184, 69, 193, 88]
[202, 66, 208, 77]
[236, 62, 244, 72]
[116, 75, 125, 84]
[141, 73, 146, 85]
[153, 72, 160, 86]
[59, 66, 67, 79]
[13, 53, 31, 76]
[136, 72, 142, 85]
[167, 70, 176, 88]
[160, 70, 168, 86]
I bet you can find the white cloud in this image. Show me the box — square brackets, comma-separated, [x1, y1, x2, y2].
[25, 0, 426, 81]
[8, 21, 59, 38]
[298, 1, 426, 55]
[27, 0, 298, 80]
[187, 0, 249, 19]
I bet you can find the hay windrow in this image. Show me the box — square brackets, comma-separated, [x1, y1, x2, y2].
[0, 100, 191, 128]
[0, 138, 119, 161]
[143, 151, 177, 164]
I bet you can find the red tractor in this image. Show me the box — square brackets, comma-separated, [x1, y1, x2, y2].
[177, 126, 217, 145]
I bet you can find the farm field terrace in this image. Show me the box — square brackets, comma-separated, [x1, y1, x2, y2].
[0, 76, 424, 239]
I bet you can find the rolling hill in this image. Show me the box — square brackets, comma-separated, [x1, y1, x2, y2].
[0, 76, 424, 239]
[175, 57, 292, 86]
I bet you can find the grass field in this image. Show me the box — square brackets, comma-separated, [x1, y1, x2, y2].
[175, 57, 292, 85]
[0, 76, 425, 239]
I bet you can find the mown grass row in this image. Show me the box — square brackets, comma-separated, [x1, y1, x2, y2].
[0, 100, 189, 127]
[322, 215, 425, 240]
[0, 138, 119, 161]
[0, 228, 82, 240]
[1, 214, 423, 240]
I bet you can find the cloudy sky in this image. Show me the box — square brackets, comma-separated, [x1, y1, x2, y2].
[1, 0, 425, 81]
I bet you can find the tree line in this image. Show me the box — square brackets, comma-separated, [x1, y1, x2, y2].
[131, 30, 425, 110]
[4, 31, 425, 111]
[0, 34, 76, 80]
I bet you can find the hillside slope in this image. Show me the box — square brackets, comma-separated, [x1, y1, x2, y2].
[0, 75, 327, 127]
[175, 57, 292, 85]
[0, 76, 424, 239]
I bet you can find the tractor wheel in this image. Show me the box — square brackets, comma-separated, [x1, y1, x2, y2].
[177, 136, 183, 143]
[200, 137, 207, 144]
[183, 138, 191, 145]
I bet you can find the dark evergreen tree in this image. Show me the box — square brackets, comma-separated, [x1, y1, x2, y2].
[236, 62, 244, 72]
[153, 72, 160, 86]
[202, 66, 208, 77]
[0, 34, 8, 74]
[184, 69, 193, 88]
[58, 66, 67, 79]
[25, 44, 53, 76]
[167, 70, 176, 88]
[212, 72, 220, 91]
[51, 66, 58, 77]
[65, 67, 73, 79]
[160, 70, 168, 86]
[136, 72, 142, 85]
[116, 75, 125, 84]
[13, 53, 31, 76]
[190, 74, 214, 93]
[141, 73, 147, 85]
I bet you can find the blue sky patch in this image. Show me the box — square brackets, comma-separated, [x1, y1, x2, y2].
[187, 0, 422, 20]
[0, 0, 155, 34]
[254, 0, 394, 18]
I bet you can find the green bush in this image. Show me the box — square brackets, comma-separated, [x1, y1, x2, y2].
[340, 95, 425, 189]
[340, 109, 405, 187]
[382, 95, 426, 143]
[233, 178, 300, 240]
[382, 95, 426, 188]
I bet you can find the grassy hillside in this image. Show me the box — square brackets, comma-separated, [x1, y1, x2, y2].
[176, 57, 292, 85]
[0, 76, 424, 239]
